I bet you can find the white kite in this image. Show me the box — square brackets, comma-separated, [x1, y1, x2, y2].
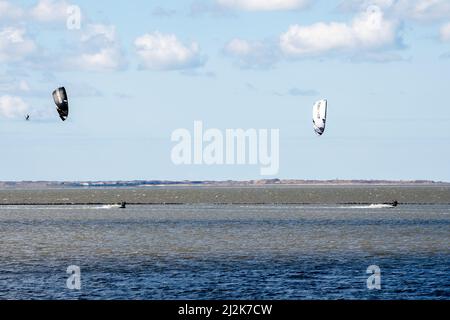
[312, 99, 327, 136]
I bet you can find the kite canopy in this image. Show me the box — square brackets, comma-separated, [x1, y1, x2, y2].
[52, 87, 69, 121]
[312, 99, 327, 136]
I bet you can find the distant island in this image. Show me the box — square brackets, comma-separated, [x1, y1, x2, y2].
[0, 179, 448, 189]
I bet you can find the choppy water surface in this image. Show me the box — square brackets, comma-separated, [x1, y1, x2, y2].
[1, 185, 449, 204]
[0, 188, 449, 299]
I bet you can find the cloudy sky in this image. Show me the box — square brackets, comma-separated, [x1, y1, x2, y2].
[0, 0, 449, 181]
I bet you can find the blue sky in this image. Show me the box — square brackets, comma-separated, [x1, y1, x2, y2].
[0, 0, 449, 181]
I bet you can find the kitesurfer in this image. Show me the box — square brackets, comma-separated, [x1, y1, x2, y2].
[25, 114, 30, 121]
[119, 201, 126, 209]
[384, 200, 398, 207]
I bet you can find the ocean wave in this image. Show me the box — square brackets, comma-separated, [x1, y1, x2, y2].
[346, 204, 395, 209]
[94, 204, 121, 209]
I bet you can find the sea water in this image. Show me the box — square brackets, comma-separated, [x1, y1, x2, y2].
[0, 188, 448, 300]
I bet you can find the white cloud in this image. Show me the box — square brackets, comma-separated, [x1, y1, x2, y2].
[280, 6, 400, 57]
[30, 0, 72, 23]
[0, 1, 123, 72]
[441, 22, 450, 42]
[80, 24, 116, 44]
[0, 1, 24, 20]
[225, 38, 254, 55]
[339, 0, 396, 11]
[135, 32, 206, 70]
[0, 0, 76, 24]
[339, 0, 450, 22]
[224, 38, 278, 68]
[0, 95, 29, 119]
[68, 24, 126, 72]
[0, 27, 37, 63]
[217, 0, 310, 11]
[71, 48, 125, 71]
[0, 79, 31, 93]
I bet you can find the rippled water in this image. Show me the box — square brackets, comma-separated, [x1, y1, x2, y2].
[1, 185, 449, 205]
[0, 196, 449, 300]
